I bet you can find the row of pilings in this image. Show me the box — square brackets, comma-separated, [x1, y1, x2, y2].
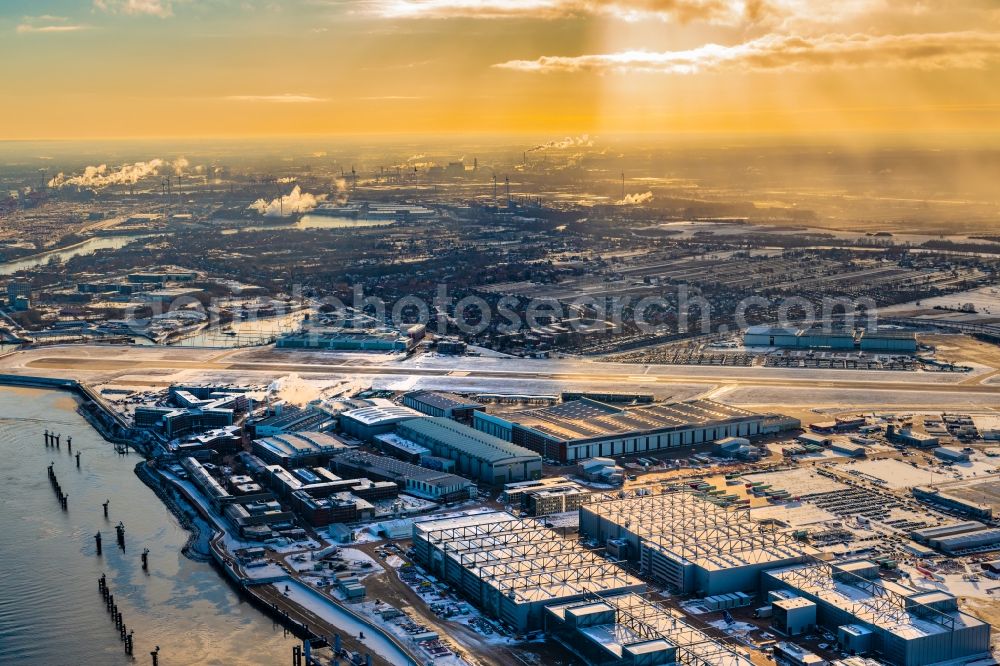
[47, 428, 161, 663]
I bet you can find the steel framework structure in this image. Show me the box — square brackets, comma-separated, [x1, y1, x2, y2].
[774, 561, 959, 633]
[424, 517, 544, 547]
[579, 592, 751, 666]
[586, 491, 810, 564]
[457, 538, 583, 569]
[491, 561, 637, 595]
[417, 513, 642, 604]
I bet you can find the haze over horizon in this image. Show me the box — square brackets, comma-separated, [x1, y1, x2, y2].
[2, 0, 1000, 140]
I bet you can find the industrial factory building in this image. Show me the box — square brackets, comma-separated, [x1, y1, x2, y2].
[402, 390, 483, 423]
[796, 327, 858, 350]
[251, 431, 354, 467]
[743, 326, 917, 353]
[912, 486, 993, 520]
[338, 402, 427, 441]
[859, 329, 919, 353]
[394, 417, 542, 484]
[910, 521, 1000, 554]
[412, 511, 644, 632]
[474, 398, 765, 463]
[332, 450, 474, 502]
[546, 592, 752, 666]
[764, 560, 990, 666]
[276, 327, 414, 352]
[579, 492, 814, 595]
[249, 403, 333, 436]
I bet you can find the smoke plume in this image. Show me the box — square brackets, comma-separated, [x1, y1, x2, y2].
[48, 157, 190, 189]
[248, 185, 327, 217]
[618, 191, 654, 205]
[267, 374, 318, 406]
[528, 134, 594, 152]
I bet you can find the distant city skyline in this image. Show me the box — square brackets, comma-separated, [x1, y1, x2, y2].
[2, 0, 999, 139]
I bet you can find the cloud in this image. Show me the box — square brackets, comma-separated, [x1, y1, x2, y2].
[224, 94, 327, 103]
[495, 31, 1000, 74]
[16, 16, 91, 33]
[368, 0, 754, 24]
[249, 185, 328, 217]
[618, 191, 653, 205]
[359, 95, 425, 100]
[367, 0, 1000, 28]
[16, 24, 90, 33]
[48, 158, 190, 188]
[528, 134, 594, 152]
[93, 0, 176, 17]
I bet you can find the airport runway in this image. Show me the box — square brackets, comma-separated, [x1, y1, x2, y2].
[14, 349, 1000, 396]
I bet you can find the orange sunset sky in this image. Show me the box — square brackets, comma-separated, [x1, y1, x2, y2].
[2, 0, 1000, 139]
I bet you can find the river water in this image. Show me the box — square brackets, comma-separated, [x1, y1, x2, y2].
[0, 235, 148, 276]
[0, 387, 296, 665]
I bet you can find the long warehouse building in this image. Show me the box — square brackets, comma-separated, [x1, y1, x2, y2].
[395, 417, 542, 484]
[580, 492, 814, 595]
[475, 398, 765, 462]
[412, 511, 644, 632]
[764, 560, 990, 666]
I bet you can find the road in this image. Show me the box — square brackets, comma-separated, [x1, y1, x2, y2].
[251, 584, 397, 666]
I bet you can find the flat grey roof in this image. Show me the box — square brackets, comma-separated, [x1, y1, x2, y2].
[397, 417, 540, 464]
[405, 390, 481, 411]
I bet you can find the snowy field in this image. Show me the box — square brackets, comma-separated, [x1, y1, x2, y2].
[742, 467, 848, 496]
[750, 502, 838, 528]
[843, 457, 1000, 489]
[723, 386, 1000, 410]
[887, 284, 1000, 315]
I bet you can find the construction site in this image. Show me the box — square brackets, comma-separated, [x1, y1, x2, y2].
[580, 492, 816, 595]
[546, 592, 753, 666]
[411, 511, 645, 632]
[764, 560, 991, 666]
